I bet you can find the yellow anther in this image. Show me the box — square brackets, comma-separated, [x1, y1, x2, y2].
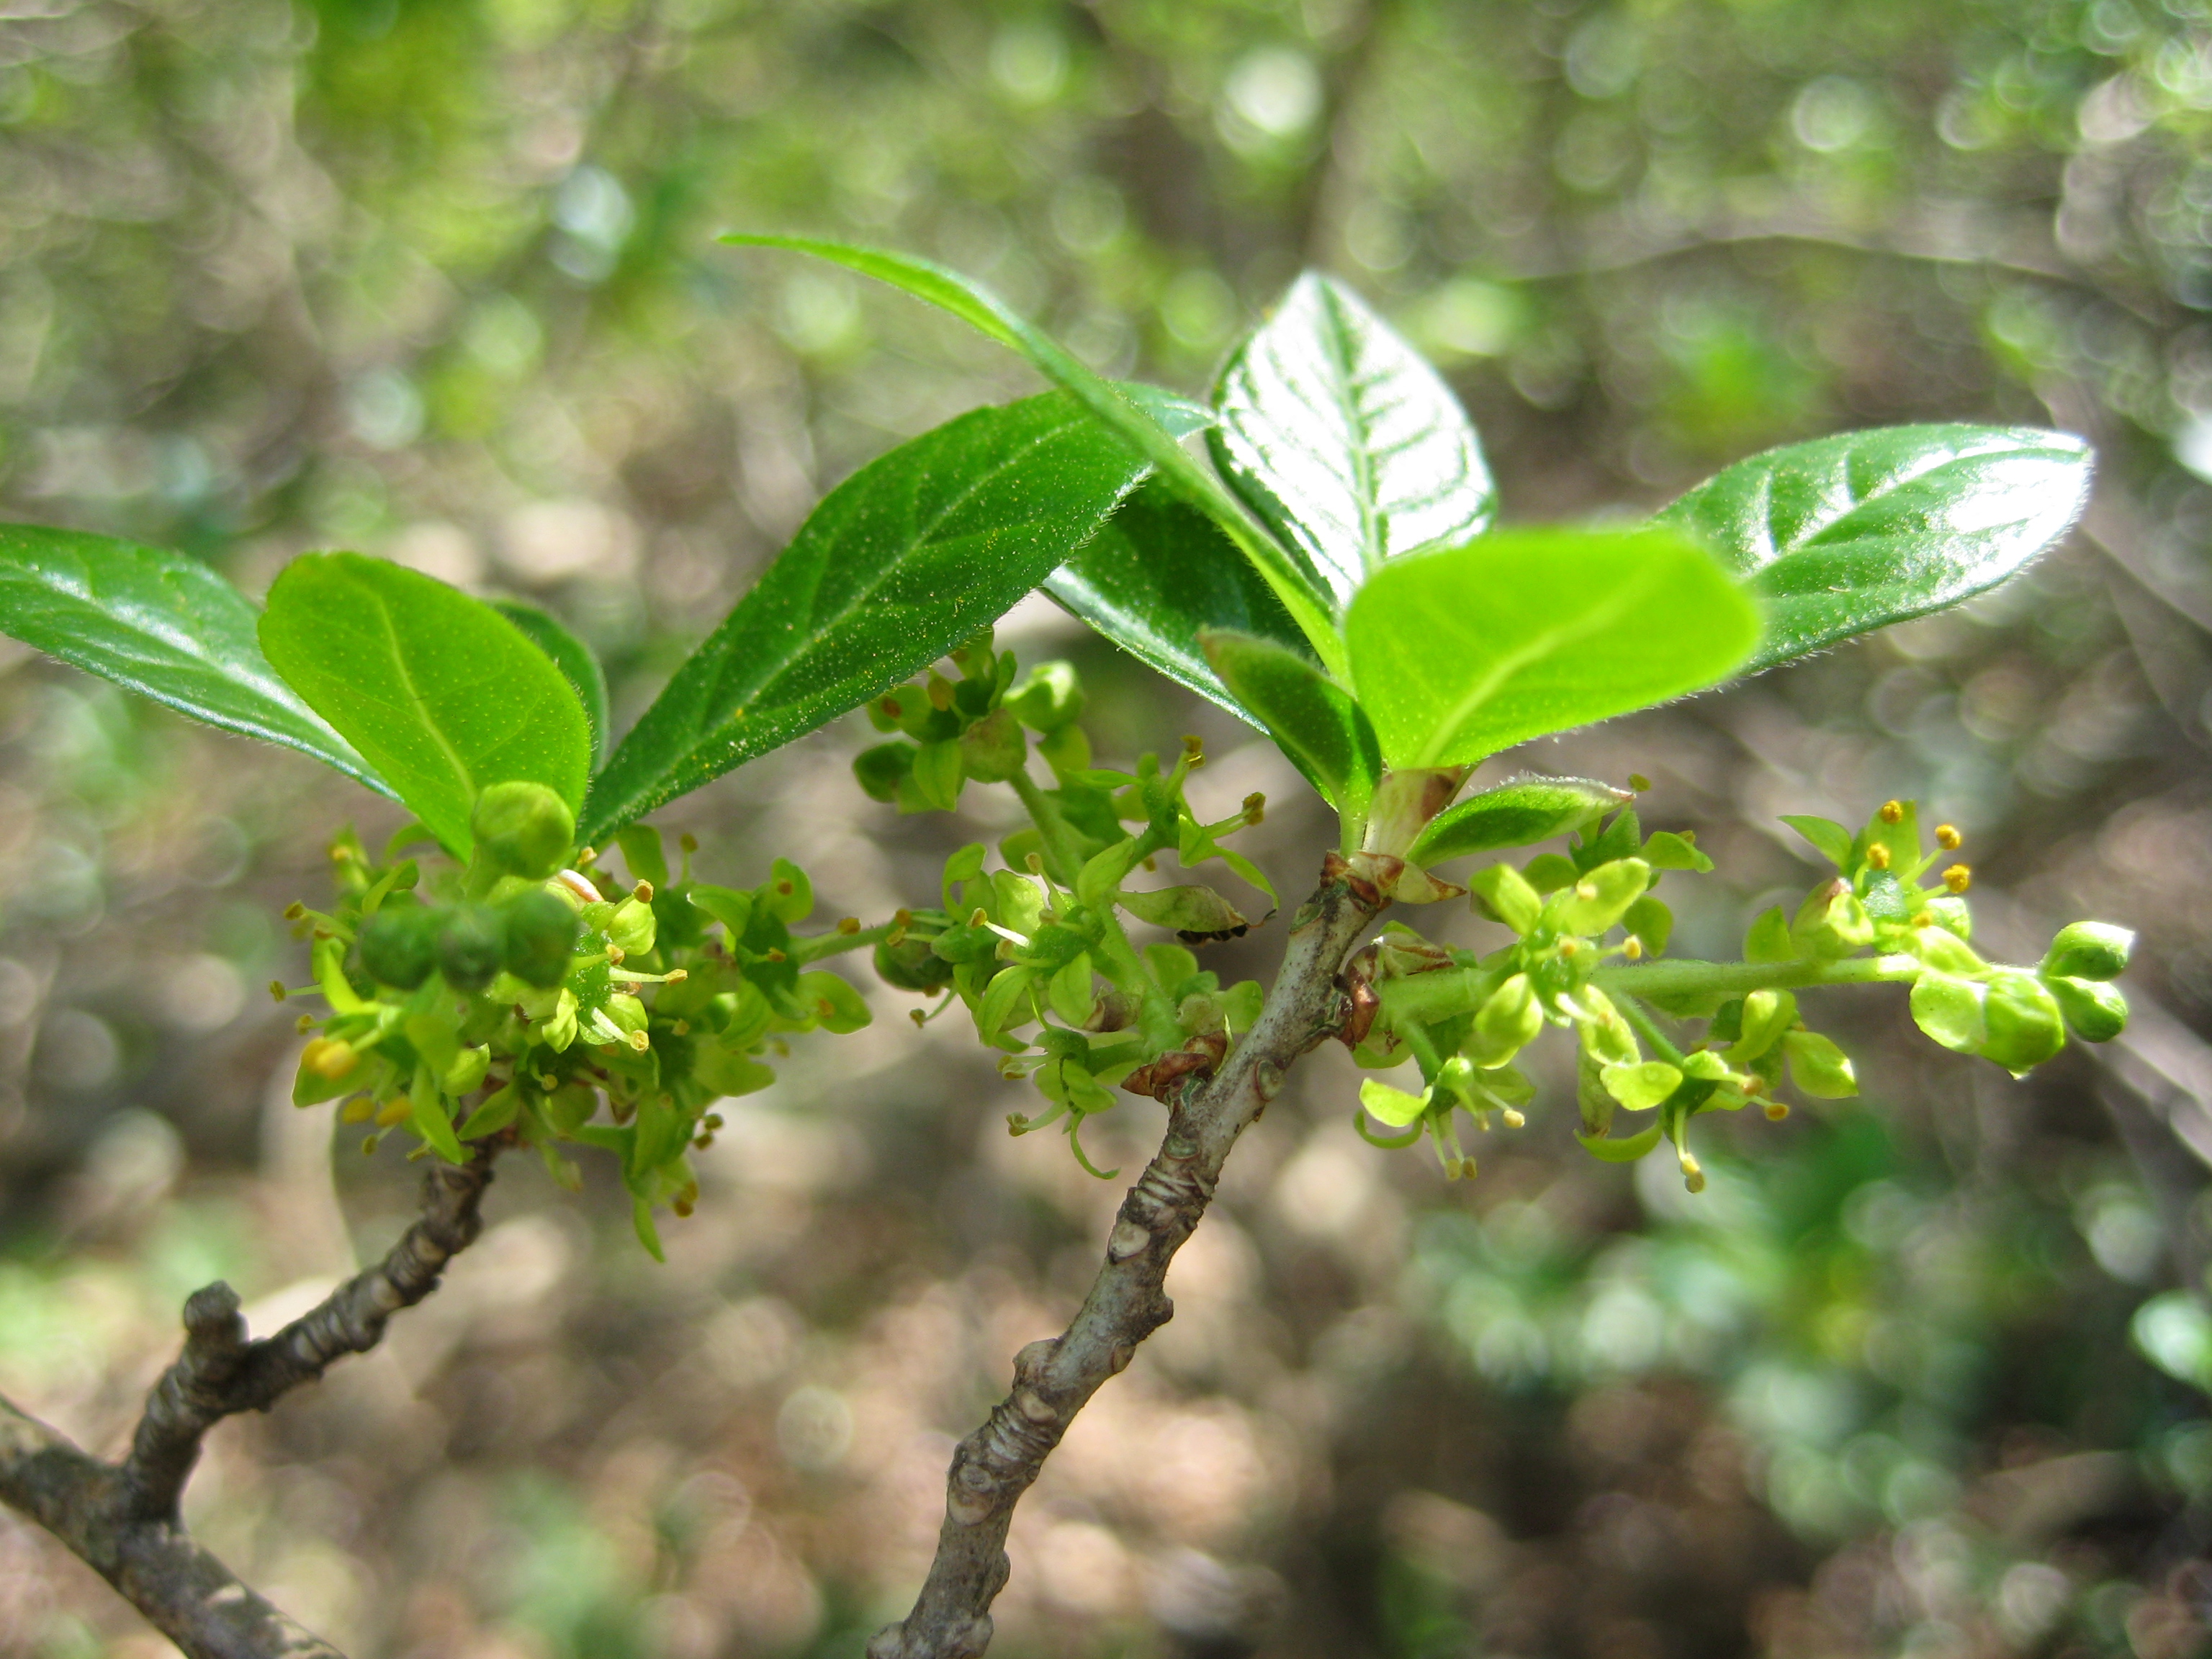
[628, 1030, 650, 1052]
[576, 846, 597, 866]
[269, 980, 288, 1002]
[341, 1096, 374, 1123]
[663, 968, 688, 984]
[894, 907, 913, 925]
[1936, 824, 1961, 850]
[302, 1037, 359, 1080]
[837, 916, 860, 935]
[1879, 800, 1904, 824]
[1943, 864, 1972, 894]
[377, 1097, 411, 1128]
[969, 908, 989, 927]
[608, 944, 626, 965]
[1025, 852, 1044, 873]
[927, 676, 953, 711]
[1629, 773, 1651, 792]
[633, 880, 655, 903]
[295, 1014, 315, 1035]
[1624, 937, 1645, 961]
[1460, 1157, 1478, 1179]
[284, 902, 305, 920]
[1575, 880, 1598, 901]
[1244, 792, 1266, 824]
[1182, 734, 1203, 761]
[679, 833, 698, 854]
[1867, 844, 1891, 870]
[1681, 1153, 1706, 1193]
[1503, 1108, 1526, 1128]
[1558, 938, 1580, 957]
[1765, 1100, 1791, 1121]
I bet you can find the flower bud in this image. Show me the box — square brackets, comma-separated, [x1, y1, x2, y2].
[471, 781, 575, 881]
[608, 895, 657, 958]
[1791, 879, 1874, 959]
[437, 905, 507, 993]
[1732, 989, 1798, 1064]
[1782, 1030, 1858, 1099]
[1907, 926, 1983, 976]
[502, 889, 580, 989]
[853, 742, 916, 804]
[1469, 863, 1542, 935]
[360, 904, 440, 990]
[1910, 971, 1985, 1053]
[2041, 921, 2133, 983]
[1555, 858, 1651, 935]
[1468, 973, 1543, 1067]
[958, 707, 1028, 783]
[2044, 974, 2128, 1043]
[1978, 970, 2066, 1076]
[1006, 661, 1085, 732]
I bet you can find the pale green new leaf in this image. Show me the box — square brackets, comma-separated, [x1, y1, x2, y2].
[1408, 775, 1629, 865]
[260, 553, 591, 858]
[1344, 528, 1762, 769]
[0, 521, 388, 793]
[1199, 627, 1381, 819]
[1210, 272, 1495, 608]
[1656, 424, 2092, 672]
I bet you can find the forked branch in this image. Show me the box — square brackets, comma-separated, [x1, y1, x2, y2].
[868, 860, 1385, 1659]
[0, 1146, 500, 1659]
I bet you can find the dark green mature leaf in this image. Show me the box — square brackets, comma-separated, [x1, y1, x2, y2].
[1047, 480, 1313, 720]
[1344, 528, 1761, 769]
[579, 392, 1152, 844]
[1408, 775, 1632, 866]
[1210, 272, 1496, 608]
[494, 599, 609, 769]
[722, 233, 1347, 678]
[0, 521, 390, 793]
[1656, 425, 2092, 672]
[260, 554, 591, 858]
[1200, 627, 1382, 819]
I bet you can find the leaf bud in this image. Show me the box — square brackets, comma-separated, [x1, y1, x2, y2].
[1555, 858, 1651, 935]
[1977, 971, 2066, 1076]
[359, 904, 441, 990]
[1468, 973, 1543, 1067]
[1006, 661, 1086, 732]
[608, 895, 657, 958]
[502, 888, 581, 989]
[1469, 863, 1542, 935]
[2041, 921, 2133, 982]
[470, 781, 575, 881]
[436, 905, 507, 993]
[1782, 1030, 1858, 1099]
[1791, 879, 1874, 959]
[958, 707, 1028, 783]
[853, 742, 916, 804]
[2045, 974, 2128, 1043]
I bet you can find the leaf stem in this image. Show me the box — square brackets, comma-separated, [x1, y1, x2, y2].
[1591, 954, 1922, 999]
[789, 921, 898, 966]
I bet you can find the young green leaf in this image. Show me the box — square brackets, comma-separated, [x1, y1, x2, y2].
[1407, 775, 1630, 866]
[1210, 272, 1495, 608]
[259, 553, 591, 858]
[1046, 479, 1314, 721]
[1343, 528, 1761, 769]
[1198, 627, 1382, 819]
[722, 234, 1346, 678]
[495, 599, 609, 769]
[0, 521, 389, 794]
[579, 392, 1151, 844]
[1655, 425, 2091, 672]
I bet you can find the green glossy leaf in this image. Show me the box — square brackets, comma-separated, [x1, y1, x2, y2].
[1210, 272, 1495, 608]
[259, 553, 591, 858]
[0, 521, 387, 793]
[1656, 424, 2091, 672]
[1408, 775, 1629, 866]
[494, 600, 609, 769]
[1198, 626, 1380, 818]
[1344, 529, 1762, 769]
[579, 392, 1150, 844]
[1046, 478, 1313, 721]
[722, 234, 1346, 678]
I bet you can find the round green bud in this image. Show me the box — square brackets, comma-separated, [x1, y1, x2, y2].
[502, 888, 581, 989]
[436, 905, 508, 993]
[875, 935, 956, 993]
[1469, 973, 1544, 1067]
[958, 708, 1028, 783]
[1978, 970, 2067, 1076]
[470, 781, 575, 881]
[2041, 921, 2133, 982]
[2046, 974, 2128, 1043]
[1005, 662, 1085, 732]
[853, 742, 917, 804]
[359, 904, 440, 990]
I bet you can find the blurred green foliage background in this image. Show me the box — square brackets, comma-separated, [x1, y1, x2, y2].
[6, 0, 2212, 1655]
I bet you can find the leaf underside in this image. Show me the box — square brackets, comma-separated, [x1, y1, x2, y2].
[1409, 775, 1631, 865]
[0, 521, 390, 793]
[1657, 423, 2092, 673]
[580, 391, 1152, 843]
[1210, 271, 1496, 610]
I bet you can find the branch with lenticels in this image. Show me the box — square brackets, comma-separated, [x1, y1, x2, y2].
[868, 860, 1386, 1659]
[0, 1146, 501, 1659]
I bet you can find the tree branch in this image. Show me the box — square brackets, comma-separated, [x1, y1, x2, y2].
[868, 860, 1385, 1659]
[0, 1146, 500, 1659]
